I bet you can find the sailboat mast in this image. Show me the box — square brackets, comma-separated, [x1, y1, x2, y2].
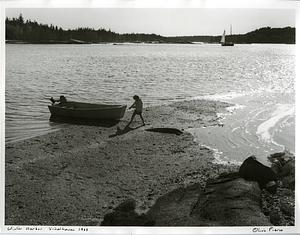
[230, 24, 232, 35]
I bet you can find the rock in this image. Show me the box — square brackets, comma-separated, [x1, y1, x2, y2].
[269, 209, 282, 225]
[279, 202, 294, 217]
[268, 151, 295, 190]
[277, 188, 294, 197]
[101, 211, 154, 226]
[280, 160, 295, 178]
[269, 150, 294, 163]
[192, 176, 271, 226]
[269, 151, 295, 177]
[208, 171, 240, 184]
[115, 198, 136, 212]
[265, 181, 277, 194]
[146, 174, 271, 226]
[269, 152, 285, 159]
[239, 156, 278, 189]
[101, 199, 155, 226]
[147, 183, 202, 226]
[281, 175, 295, 190]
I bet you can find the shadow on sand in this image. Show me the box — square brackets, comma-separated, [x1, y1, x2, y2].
[49, 116, 120, 128]
[109, 124, 145, 138]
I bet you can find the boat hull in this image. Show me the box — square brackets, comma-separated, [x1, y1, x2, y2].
[48, 102, 127, 120]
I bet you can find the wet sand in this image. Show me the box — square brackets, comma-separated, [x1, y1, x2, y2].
[5, 99, 236, 226]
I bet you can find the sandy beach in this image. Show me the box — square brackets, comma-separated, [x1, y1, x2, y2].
[5, 99, 238, 226]
[5, 97, 296, 227]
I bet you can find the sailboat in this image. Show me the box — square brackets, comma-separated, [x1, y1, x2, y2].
[220, 25, 234, 46]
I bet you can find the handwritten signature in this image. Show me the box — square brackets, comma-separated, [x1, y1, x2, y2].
[252, 227, 284, 233]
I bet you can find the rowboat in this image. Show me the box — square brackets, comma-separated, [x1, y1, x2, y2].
[48, 101, 127, 120]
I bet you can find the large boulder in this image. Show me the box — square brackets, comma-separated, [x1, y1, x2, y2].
[147, 183, 204, 226]
[280, 160, 295, 178]
[191, 174, 271, 226]
[146, 173, 271, 226]
[281, 173, 295, 190]
[268, 151, 295, 190]
[239, 156, 278, 189]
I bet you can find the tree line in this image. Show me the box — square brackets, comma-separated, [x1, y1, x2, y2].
[170, 27, 295, 44]
[5, 14, 165, 43]
[6, 14, 295, 44]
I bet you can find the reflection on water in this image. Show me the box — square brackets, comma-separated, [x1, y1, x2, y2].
[6, 43, 295, 163]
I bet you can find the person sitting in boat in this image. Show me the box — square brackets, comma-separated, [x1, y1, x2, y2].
[50, 95, 67, 105]
[127, 95, 145, 127]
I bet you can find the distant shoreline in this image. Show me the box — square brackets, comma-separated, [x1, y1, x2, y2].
[5, 40, 295, 45]
[5, 40, 194, 45]
[6, 16, 295, 44]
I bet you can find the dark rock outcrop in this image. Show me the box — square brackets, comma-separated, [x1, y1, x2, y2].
[102, 173, 271, 226]
[258, 151, 295, 226]
[190, 174, 271, 226]
[239, 156, 278, 189]
[268, 151, 295, 190]
[279, 201, 294, 217]
[269, 209, 282, 225]
[101, 152, 295, 226]
[147, 183, 203, 226]
[101, 199, 155, 226]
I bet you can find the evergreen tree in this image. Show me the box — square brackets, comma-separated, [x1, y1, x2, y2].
[18, 14, 24, 24]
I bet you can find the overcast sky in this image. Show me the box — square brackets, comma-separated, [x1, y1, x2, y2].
[6, 8, 295, 36]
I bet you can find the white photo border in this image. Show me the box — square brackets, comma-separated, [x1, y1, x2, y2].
[0, 0, 299, 234]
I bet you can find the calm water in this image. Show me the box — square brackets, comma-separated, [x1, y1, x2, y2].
[6, 43, 295, 163]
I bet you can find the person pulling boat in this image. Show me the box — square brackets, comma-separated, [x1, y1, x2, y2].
[126, 95, 145, 127]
